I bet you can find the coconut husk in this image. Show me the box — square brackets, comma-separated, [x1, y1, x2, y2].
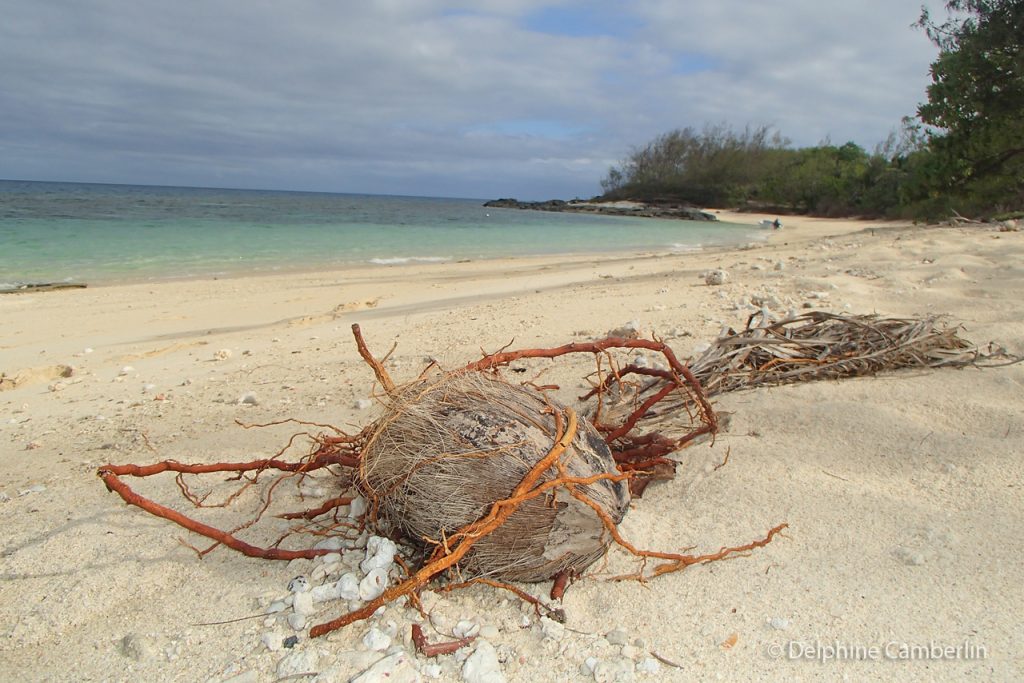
[359, 370, 630, 582]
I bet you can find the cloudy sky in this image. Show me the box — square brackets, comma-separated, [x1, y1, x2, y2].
[1, 0, 945, 199]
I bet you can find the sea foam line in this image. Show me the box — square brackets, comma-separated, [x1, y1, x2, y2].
[368, 256, 452, 265]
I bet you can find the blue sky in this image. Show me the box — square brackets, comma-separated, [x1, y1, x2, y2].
[0, 1, 945, 199]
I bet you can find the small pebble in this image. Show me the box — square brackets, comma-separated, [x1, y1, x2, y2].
[119, 633, 158, 661]
[18, 483, 46, 496]
[348, 496, 368, 519]
[214, 348, 233, 360]
[283, 635, 299, 649]
[351, 651, 420, 683]
[422, 663, 443, 679]
[333, 573, 362, 601]
[479, 625, 500, 640]
[286, 613, 306, 630]
[606, 320, 641, 339]
[288, 576, 311, 593]
[238, 391, 259, 406]
[362, 627, 392, 652]
[704, 269, 728, 286]
[605, 628, 628, 646]
[540, 617, 564, 641]
[463, 640, 505, 683]
[769, 616, 790, 630]
[636, 657, 661, 674]
[119, 366, 134, 376]
[313, 536, 346, 552]
[261, 631, 285, 652]
[593, 659, 632, 682]
[265, 600, 288, 614]
[277, 649, 319, 678]
[310, 582, 341, 603]
[454, 620, 480, 639]
[293, 591, 316, 616]
[354, 398, 373, 410]
[905, 551, 926, 566]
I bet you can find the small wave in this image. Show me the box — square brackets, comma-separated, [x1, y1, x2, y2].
[669, 243, 703, 252]
[368, 256, 451, 265]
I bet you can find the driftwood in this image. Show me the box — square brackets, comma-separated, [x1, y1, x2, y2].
[0, 282, 87, 294]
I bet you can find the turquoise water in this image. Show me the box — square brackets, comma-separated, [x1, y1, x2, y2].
[0, 180, 761, 286]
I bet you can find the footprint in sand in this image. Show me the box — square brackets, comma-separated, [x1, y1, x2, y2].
[0, 364, 74, 392]
[893, 525, 958, 567]
[288, 299, 382, 328]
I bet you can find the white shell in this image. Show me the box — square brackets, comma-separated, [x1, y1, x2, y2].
[335, 573, 361, 601]
[358, 568, 389, 601]
[360, 536, 398, 573]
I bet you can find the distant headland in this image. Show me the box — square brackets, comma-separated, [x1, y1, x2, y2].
[483, 198, 717, 222]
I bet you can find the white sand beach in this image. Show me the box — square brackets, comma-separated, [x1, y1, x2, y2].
[2, 214, 1022, 682]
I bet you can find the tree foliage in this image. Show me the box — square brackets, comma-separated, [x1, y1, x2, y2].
[915, 0, 1024, 215]
[599, 2, 1023, 219]
[600, 124, 788, 207]
[601, 127, 915, 217]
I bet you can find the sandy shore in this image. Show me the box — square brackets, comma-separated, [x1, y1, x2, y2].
[2, 213, 1022, 682]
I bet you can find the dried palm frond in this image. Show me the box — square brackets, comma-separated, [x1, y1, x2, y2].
[597, 311, 1020, 426]
[689, 311, 1018, 395]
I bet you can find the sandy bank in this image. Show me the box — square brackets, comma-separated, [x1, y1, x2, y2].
[1, 215, 1022, 682]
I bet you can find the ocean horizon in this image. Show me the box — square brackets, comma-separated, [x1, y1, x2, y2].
[0, 179, 762, 287]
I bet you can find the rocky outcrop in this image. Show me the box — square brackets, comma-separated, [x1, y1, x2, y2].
[483, 198, 717, 222]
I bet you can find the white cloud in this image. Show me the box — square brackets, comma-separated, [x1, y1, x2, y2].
[0, 0, 946, 198]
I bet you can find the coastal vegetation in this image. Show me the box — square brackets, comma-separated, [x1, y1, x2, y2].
[599, 0, 1023, 220]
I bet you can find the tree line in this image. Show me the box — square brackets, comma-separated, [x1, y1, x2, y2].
[599, 1, 1023, 221]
